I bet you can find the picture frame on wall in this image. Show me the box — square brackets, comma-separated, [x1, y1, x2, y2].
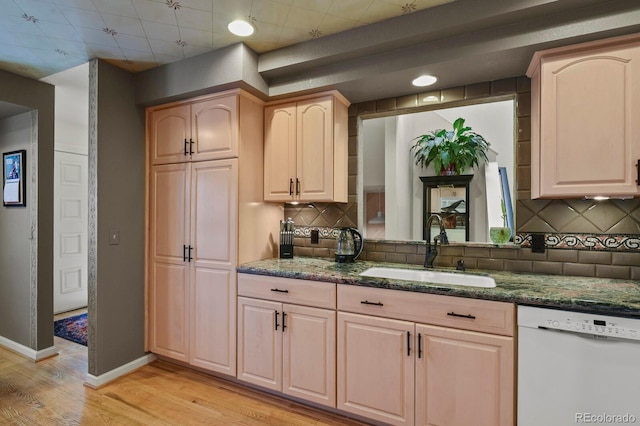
[3, 150, 26, 207]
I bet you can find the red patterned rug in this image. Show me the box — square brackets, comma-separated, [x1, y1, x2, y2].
[54, 313, 87, 346]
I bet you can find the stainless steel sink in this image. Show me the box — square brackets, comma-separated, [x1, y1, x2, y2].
[359, 267, 496, 288]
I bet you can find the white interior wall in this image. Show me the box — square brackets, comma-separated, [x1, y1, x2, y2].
[40, 62, 90, 313]
[41, 62, 89, 155]
[384, 117, 399, 239]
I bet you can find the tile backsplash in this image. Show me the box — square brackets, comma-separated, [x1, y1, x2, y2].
[283, 76, 640, 280]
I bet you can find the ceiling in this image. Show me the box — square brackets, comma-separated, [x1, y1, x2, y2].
[0, 0, 454, 79]
[1, 0, 640, 109]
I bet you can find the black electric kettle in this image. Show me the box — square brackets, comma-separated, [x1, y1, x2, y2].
[335, 227, 363, 263]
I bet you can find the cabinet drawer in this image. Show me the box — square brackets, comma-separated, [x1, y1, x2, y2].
[338, 285, 514, 336]
[238, 274, 336, 310]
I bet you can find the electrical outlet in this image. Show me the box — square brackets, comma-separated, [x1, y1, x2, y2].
[311, 229, 319, 244]
[109, 229, 120, 245]
[531, 233, 545, 253]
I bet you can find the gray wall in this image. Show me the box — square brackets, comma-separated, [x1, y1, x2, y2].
[0, 70, 54, 351]
[0, 112, 34, 346]
[88, 60, 145, 375]
[135, 42, 268, 106]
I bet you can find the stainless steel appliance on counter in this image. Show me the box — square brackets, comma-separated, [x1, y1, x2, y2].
[335, 227, 363, 263]
[518, 306, 640, 425]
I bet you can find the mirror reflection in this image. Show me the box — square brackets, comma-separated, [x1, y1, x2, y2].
[358, 98, 515, 243]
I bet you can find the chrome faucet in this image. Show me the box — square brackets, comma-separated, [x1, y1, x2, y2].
[424, 214, 449, 268]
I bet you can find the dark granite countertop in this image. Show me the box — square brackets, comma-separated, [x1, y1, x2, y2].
[237, 257, 640, 318]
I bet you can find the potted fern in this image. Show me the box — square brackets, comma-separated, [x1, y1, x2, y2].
[410, 117, 490, 175]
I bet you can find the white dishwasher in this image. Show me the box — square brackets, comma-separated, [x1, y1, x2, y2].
[518, 305, 640, 425]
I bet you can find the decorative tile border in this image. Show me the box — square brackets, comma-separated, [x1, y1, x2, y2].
[296, 227, 640, 252]
[294, 226, 341, 238]
[517, 233, 640, 251]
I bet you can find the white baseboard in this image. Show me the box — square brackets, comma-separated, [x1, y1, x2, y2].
[85, 353, 157, 389]
[0, 336, 59, 361]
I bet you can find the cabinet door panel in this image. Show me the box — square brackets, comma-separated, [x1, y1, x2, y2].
[237, 297, 282, 391]
[416, 324, 514, 426]
[337, 312, 414, 426]
[538, 45, 640, 197]
[149, 164, 190, 362]
[191, 96, 238, 161]
[150, 263, 189, 361]
[283, 304, 336, 408]
[150, 104, 190, 165]
[150, 164, 190, 261]
[264, 104, 297, 201]
[190, 268, 236, 375]
[297, 96, 333, 201]
[191, 160, 237, 269]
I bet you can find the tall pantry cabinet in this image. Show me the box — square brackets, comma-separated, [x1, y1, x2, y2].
[145, 89, 281, 377]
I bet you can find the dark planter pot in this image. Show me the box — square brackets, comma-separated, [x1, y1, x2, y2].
[439, 164, 458, 176]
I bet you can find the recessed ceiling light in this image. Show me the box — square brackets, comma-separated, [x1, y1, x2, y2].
[412, 75, 437, 87]
[422, 95, 440, 102]
[228, 20, 254, 37]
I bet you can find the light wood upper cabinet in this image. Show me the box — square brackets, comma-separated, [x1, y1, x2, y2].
[527, 33, 640, 198]
[191, 96, 238, 161]
[149, 94, 238, 165]
[149, 104, 191, 165]
[296, 97, 334, 201]
[264, 104, 297, 200]
[264, 91, 349, 203]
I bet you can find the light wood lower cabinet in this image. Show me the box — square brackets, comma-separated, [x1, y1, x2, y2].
[232, 274, 514, 425]
[149, 160, 237, 375]
[337, 312, 415, 426]
[237, 274, 337, 408]
[416, 324, 514, 426]
[337, 285, 515, 426]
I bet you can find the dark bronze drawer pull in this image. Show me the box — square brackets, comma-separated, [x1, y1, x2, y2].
[447, 311, 476, 320]
[270, 288, 289, 293]
[361, 300, 383, 306]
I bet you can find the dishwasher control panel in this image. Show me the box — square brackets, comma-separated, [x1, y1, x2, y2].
[518, 305, 640, 341]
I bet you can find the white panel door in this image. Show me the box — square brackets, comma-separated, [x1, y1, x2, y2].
[53, 151, 88, 314]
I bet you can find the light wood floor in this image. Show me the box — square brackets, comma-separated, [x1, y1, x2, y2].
[0, 336, 369, 425]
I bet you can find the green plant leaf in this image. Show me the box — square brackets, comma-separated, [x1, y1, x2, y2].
[409, 116, 490, 174]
